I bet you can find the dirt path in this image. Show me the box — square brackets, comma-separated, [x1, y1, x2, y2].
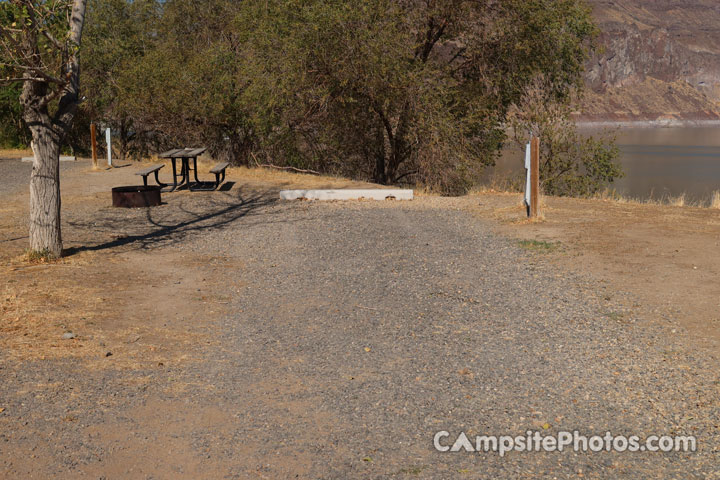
[1, 159, 719, 478]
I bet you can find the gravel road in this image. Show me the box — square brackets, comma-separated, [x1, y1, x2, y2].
[181, 200, 719, 478]
[0, 157, 83, 197]
[1, 191, 718, 478]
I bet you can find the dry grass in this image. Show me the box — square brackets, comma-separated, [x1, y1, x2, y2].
[26, 249, 58, 264]
[132, 158, 383, 191]
[668, 193, 686, 207]
[468, 185, 521, 196]
[470, 173, 522, 195]
[0, 254, 111, 361]
[710, 191, 720, 209]
[518, 239, 561, 252]
[593, 189, 662, 206]
[0, 148, 32, 158]
[1, 251, 217, 367]
[591, 188, 720, 209]
[225, 165, 381, 189]
[475, 184, 720, 210]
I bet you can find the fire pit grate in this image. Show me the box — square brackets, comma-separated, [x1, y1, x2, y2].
[112, 185, 162, 208]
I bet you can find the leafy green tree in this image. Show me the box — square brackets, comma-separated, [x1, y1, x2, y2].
[0, 82, 27, 146]
[80, 0, 159, 159]
[508, 77, 623, 197]
[112, 0, 258, 160]
[77, 0, 609, 196]
[244, 0, 598, 193]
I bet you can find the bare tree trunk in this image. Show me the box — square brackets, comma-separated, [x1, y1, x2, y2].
[28, 125, 62, 256]
[387, 102, 411, 183]
[16, 0, 88, 258]
[373, 125, 387, 184]
[119, 118, 128, 161]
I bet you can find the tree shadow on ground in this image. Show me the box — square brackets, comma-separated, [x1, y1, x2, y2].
[63, 188, 279, 256]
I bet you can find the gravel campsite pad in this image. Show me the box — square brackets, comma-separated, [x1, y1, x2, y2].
[0, 164, 718, 478]
[173, 201, 720, 478]
[0, 157, 84, 197]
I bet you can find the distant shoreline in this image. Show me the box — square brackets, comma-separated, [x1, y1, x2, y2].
[575, 118, 720, 129]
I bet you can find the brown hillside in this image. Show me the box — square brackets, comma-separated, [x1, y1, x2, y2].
[580, 0, 720, 122]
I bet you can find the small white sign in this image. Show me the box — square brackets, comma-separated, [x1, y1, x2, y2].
[524, 143, 531, 208]
[106, 127, 112, 167]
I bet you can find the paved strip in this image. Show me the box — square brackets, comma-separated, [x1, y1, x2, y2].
[280, 189, 414, 201]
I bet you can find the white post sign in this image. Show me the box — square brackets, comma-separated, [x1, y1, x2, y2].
[523, 142, 531, 211]
[105, 127, 112, 167]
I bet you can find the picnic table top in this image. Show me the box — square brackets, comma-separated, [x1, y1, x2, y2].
[159, 147, 207, 159]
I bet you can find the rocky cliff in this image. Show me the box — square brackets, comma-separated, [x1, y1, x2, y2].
[579, 0, 720, 123]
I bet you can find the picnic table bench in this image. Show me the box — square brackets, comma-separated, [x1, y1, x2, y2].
[210, 161, 230, 187]
[134, 148, 229, 192]
[135, 164, 166, 188]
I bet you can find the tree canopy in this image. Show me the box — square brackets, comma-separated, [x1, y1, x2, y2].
[2, 0, 621, 196]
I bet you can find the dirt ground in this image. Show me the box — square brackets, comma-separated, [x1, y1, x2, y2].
[1, 155, 718, 478]
[1, 155, 377, 365]
[465, 193, 720, 347]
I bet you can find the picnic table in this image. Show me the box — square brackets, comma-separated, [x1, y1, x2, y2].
[158, 147, 209, 191]
[135, 147, 230, 191]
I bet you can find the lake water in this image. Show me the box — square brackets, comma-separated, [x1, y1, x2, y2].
[493, 126, 720, 203]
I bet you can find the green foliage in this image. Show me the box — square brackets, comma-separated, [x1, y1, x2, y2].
[82, 0, 259, 160]
[0, 0, 85, 148]
[0, 2, 71, 147]
[508, 77, 623, 197]
[73, 0, 606, 195]
[0, 83, 27, 147]
[0, 1, 75, 73]
[79, 0, 160, 158]
[237, 0, 599, 194]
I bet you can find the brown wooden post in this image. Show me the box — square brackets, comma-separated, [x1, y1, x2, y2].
[530, 136, 540, 218]
[90, 123, 98, 169]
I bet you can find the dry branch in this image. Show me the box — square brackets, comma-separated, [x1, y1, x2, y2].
[251, 152, 321, 175]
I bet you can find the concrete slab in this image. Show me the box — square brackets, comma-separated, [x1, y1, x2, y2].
[280, 189, 413, 201]
[21, 156, 77, 162]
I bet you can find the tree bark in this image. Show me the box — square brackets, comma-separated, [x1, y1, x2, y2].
[373, 125, 387, 184]
[119, 119, 128, 161]
[28, 126, 62, 256]
[372, 104, 395, 184]
[387, 102, 411, 182]
[21, 75, 63, 256]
